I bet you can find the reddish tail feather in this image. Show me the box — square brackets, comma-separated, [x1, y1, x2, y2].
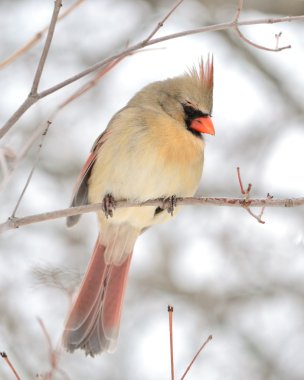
[62, 236, 133, 356]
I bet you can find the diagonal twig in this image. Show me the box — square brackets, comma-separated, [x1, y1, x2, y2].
[143, 0, 185, 44]
[11, 121, 51, 218]
[0, 352, 21, 380]
[180, 335, 213, 380]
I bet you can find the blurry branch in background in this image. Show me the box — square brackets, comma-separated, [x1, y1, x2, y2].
[36, 318, 69, 380]
[10, 122, 51, 218]
[0, 193, 303, 233]
[0, 122, 52, 191]
[0, 0, 85, 70]
[0, 0, 304, 139]
[0, 352, 21, 380]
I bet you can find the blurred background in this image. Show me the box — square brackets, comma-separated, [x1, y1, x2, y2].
[0, 0, 304, 379]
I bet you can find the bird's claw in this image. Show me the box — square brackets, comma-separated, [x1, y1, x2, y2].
[102, 194, 116, 218]
[163, 195, 177, 216]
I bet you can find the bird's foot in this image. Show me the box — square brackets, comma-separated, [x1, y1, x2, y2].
[102, 194, 116, 218]
[163, 195, 177, 216]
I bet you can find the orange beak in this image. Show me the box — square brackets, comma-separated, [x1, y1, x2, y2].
[190, 116, 215, 135]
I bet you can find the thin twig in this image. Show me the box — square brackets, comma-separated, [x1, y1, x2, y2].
[234, 0, 244, 22]
[0, 122, 50, 191]
[11, 121, 51, 218]
[36, 318, 70, 380]
[237, 166, 245, 195]
[233, 0, 290, 52]
[245, 207, 266, 224]
[180, 335, 213, 380]
[37, 318, 55, 366]
[0, 195, 303, 233]
[237, 167, 268, 224]
[143, 0, 185, 43]
[235, 27, 291, 52]
[275, 32, 282, 49]
[30, 0, 62, 95]
[0, 352, 21, 380]
[168, 305, 175, 380]
[1, 13, 304, 139]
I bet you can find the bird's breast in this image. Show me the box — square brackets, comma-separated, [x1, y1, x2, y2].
[88, 109, 204, 228]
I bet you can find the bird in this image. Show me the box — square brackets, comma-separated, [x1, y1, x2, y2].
[62, 57, 215, 356]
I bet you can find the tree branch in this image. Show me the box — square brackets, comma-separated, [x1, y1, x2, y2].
[0, 0, 62, 138]
[233, 0, 291, 52]
[30, 0, 62, 96]
[34, 14, 304, 99]
[0, 9, 303, 139]
[0, 195, 303, 233]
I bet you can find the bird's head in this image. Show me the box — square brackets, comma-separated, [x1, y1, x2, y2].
[129, 57, 215, 137]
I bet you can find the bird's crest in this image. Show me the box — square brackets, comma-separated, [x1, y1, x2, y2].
[187, 55, 214, 91]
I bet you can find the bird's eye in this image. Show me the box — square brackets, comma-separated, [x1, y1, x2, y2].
[182, 104, 208, 120]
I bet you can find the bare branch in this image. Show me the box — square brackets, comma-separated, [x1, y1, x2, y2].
[180, 335, 213, 380]
[0, 0, 62, 139]
[236, 167, 271, 224]
[237, 167, 251, 196]
[143, 0, 185, 43]
[234, 27, 291, 52]
[1, 11, 303, 139]
[30, 0, 62, 95]
[168, 305, 175, 380]
[0, 195, 303, 234]
[36, 318, 70, 380]
[233, 0, 291, 52]
[234, 0, 244, 23]
[0, 352, 21, 380]
[35, 14, 304, 100]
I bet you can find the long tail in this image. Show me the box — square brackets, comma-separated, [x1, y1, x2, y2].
[62, 229, 137, 356]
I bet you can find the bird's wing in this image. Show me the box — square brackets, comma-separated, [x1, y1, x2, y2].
[66, 130, 110, 227]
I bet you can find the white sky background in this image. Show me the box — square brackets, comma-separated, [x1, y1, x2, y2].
[0, 1, 304, 379]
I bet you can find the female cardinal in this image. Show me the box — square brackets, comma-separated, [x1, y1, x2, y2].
[63, 58, 215, 356]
